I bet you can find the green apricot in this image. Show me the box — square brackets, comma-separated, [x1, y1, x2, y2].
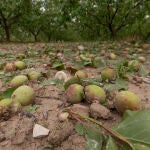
[11, 75, 28, 87]
[11, 85, 35, 106]
[65, 84, 84, 104]
[85, 85, 106, 103]
[115, 91, 141, 114]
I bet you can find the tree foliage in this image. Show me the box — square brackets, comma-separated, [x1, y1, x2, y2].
[0, 0, 149, 41]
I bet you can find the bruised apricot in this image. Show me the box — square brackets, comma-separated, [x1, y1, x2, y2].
[93, 57, 105, 68]
[11, 85, 35, 106]
[65, 84, 84, 104]
[109, 53, 116, 59]
[128, 60, 140, 71]
[11, 75, 28, 87]
[85, 85, 106, 103]
[0, 98, 12, 107]
[15, 61, 26, 70]
[101, 68, 115, 81]
[75, 70, 88, 78]
[28, 70, 41, 81]
[5, 63, 16, 72]
[114, 91, 141, 114]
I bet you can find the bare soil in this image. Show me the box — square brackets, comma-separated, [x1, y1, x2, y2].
[0, 42, 149, 150]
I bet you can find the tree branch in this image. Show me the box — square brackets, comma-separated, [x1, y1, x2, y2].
[66, 109, 134, 150]
[116, 0, 148, 32]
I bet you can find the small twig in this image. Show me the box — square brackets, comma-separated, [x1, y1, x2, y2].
[132, 75, 150, 84]
[141, 77, 150, 84]
[36, 95, 59, 100]
[66, 109, 134, 150]
[72, 113, 104, 136]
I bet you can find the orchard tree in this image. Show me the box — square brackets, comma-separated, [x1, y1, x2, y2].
[0, 0, 24, 41]
[20, 0, 44, 41]
[41, 0, 65, 41]
[136, 1, 150, 41]
[62, 0, 149, 39]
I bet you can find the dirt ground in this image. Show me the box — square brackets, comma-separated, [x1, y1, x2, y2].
[0, 42, 149, 150]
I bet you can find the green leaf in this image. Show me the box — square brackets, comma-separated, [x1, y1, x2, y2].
[44, 48, 54, 54]
[104, 78, 128, 91]
[85, 127, 103, 150]
[26, 105, 40, 113]
[49, 79, 63, 85]
[139, 65, 148, 77]
[113, 110, 150, 146]
[44, 143, 53, 149]
[0, 88, 16, 99]
[81, 77, 103, 87]
[133, 142, 150, 150]
[84, 61, 92, 66]
[40, 79, 63, 87]
[122, 110, 138, 120]
[75, 124, 87, 135]
[116, 60, 134, 78]
[51, 63, 65, 70]
[75, 123, 103, 150]
[106, 136, 119, 150]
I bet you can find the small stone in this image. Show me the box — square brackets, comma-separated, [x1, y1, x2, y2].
[69, 104, 89, 117]
[90, 103, 111, 119]
[33, 124, 50, 138]
[77, 45, 84, 51]
[58, 112, 69, 121]
[54, 71, 68, 82]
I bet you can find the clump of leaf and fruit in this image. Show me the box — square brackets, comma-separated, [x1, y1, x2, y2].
[63, 65, 149, 149]
[0, 58, 43, 120]
[60, 43, 149, 149]
[64, 67, 142, 113]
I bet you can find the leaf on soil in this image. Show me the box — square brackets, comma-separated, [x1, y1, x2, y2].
[104, 78, 128, 91]
[44, 144, 53, 149]
[0, 88, 16, 99]
[44, 48, 55, 54]
[106, 136, 119, 150]
[116, 60, 134, 78]
[26, 105, 40, 113]
[76, 123, 103, 150]
[133, 142, 150, 150]
[40, 79, 63, 87]
[51, 62, 65, 70]
[76, 123, 87, 135]
[49, 79, 63, 85]
[139, 65, 148, 77]
[84, 61, 92, 66]
[113, 110, 150, 147]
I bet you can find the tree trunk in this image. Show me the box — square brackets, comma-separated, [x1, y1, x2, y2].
[34, 34, 37, 41]
[0, 11, 11, 41]
[31, 32, 38, 42]
[144, 32, 150, 41]
[47, 33, 51, 42]
[5, 24, 10, 41]
[32, 30, 41, 42]
[110, 31, 116, 39]
[108, 24, 116, 39]
[48, 36, 51, 42]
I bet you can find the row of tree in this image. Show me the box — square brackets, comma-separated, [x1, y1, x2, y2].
[0, 0, 150, 42]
